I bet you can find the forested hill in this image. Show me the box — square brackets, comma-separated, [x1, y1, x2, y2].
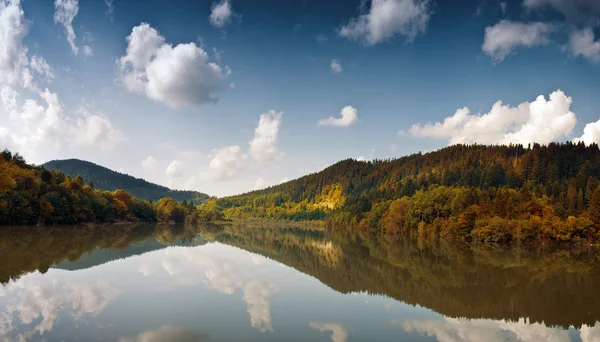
[202, 143, 600, 243]
[43, 159, 210, 203]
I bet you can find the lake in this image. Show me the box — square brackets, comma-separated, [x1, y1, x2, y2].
[1, 223, 599, 341]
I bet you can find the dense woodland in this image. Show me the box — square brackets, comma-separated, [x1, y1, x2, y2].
[0, 150, 223, 225]
[202, 143, 600, 243]
[43, 159, 210, 203]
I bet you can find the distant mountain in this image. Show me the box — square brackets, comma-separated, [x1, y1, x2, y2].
[43, 159, 210, 203]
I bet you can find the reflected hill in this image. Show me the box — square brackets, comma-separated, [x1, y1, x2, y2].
[2, 223, 600, 329]
[0, 224, 207, 283]
[200, 223, 600, 329]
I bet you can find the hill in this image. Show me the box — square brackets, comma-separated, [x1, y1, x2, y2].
[202, 143, 600, 243]
[43, 159, 210, 203]
[1, 150, 222, 225]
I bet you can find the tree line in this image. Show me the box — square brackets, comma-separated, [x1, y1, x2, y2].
[202, 142, 600, 243]
[0, 150, 223, 225]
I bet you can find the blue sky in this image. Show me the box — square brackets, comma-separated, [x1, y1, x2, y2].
[1, 0, 600, 196]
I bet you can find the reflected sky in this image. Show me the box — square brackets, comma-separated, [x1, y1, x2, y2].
[1, 226, 599, 341]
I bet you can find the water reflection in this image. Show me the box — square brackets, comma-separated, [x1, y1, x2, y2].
[119, 325, 208, 342]
[0, 273, 118, 338]
[309, 322, 349, 342]
[0, 223, 599, 341]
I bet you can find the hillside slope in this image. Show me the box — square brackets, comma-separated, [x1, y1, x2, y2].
[203, 143, 600, 242]
[43, 159, 210, 203]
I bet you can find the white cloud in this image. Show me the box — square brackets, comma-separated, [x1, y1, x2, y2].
[142, 156, 158, 170]
[1, 85, 17, 110]
[249, 110, 283, 162]
[309, 322, 348, 342]
[339, 0, 432, 45]
[568, 28, 600, 62]
[574, 119, 600, 145]
[209, 0, 233, 28]
[30, 55, 55, 82]
[54, 0, 90, 56]
[401, 316, 570, 342]
[5, 89, 68, 158]
[0, 0, 29, 86]
[409, 90, 577, 146]
[1, 89, 124, 160]
[253, 177, 268, 190]
[330, 59, 342, 73]
[118, 23, 230, 108]
[279, 177, 289, 184]
[318, 106, 359, 127]
[81, 44, 93, 57]
[73, 106, 124, 151]
[120, 325, 207, 342]
[207, 145, 246, 180]
[166, 160, 185, 179]
[482, 20, 553, 62]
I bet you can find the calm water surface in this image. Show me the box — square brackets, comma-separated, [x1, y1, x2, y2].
[1, 223, 599, 341]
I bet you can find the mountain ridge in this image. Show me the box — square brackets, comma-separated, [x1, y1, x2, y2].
[201, 142, 600, 242]
[42, 158, 210, 203]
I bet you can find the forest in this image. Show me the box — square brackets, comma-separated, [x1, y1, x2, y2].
[201, 142, 600, 243]
[0, 150, 223, 225]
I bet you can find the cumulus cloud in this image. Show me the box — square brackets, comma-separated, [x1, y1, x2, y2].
[568, 28, 600, 62]
[141, 156, 158, 170]
[309, 322, 348, 342]
[482, 20, 553, 62]
[1, 88, 124, 161]
[54, 0, 91, 56]
[4, 89, 68, 158]
[339, 0, 432, 45]
[330, 59, 342, 73]
[318, 106, 359, 127]
[206, 145, 246, 180]
[120, 325, 208, 342]
[166, 160, 185, 179]
[409, 90, 577, 146]
[209, 0, 234, 28]
[184, 110, 283, 190]
[574, 119, 600, 145]
[72, 107, 124, 151]
[0, 0, 29, 86]
[249, 110, 283, 162]
[118, 23, 230, 108]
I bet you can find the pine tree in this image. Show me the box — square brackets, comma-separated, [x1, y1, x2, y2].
[589, 187, 600, 230]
